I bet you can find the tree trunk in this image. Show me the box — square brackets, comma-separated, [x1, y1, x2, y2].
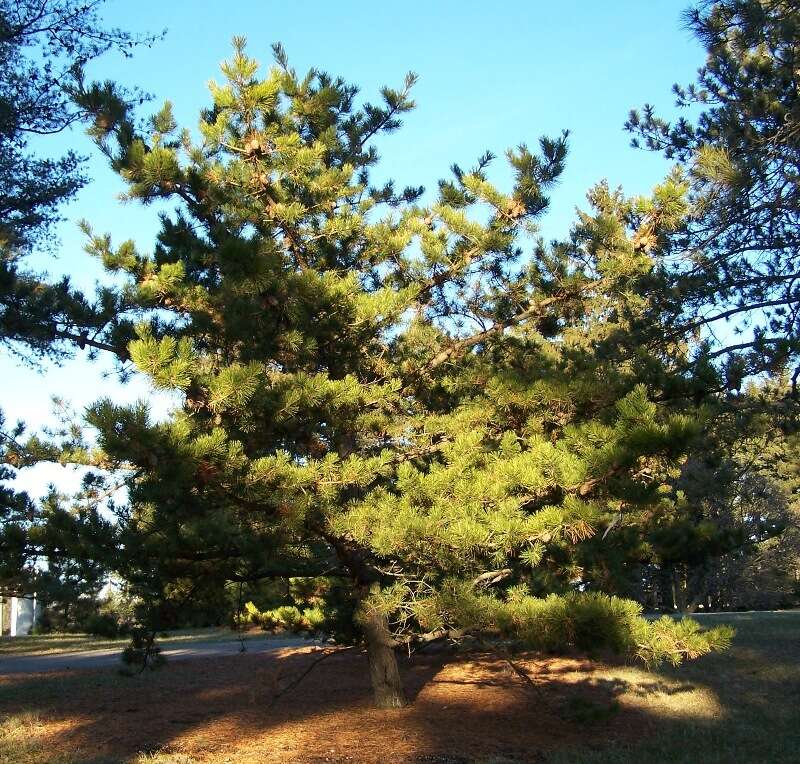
[670, 573, 678, 611]
[359, 591, 406, 709]
[323, 522, 407, 709]
[672, 568, 689, 612]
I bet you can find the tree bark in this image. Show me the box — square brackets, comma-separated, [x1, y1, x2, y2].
[318, 523, 407, 709]
[359, 589, 407, 709]
[673, 568, 689, 612]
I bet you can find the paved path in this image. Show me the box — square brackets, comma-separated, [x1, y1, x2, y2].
[0, 636, 315, 675]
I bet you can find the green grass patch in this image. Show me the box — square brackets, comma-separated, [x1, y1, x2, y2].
[545, 610, 800, 763]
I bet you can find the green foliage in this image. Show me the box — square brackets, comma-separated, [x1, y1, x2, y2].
[237, 576, 356, 640]
[120, 627, 165, 673]
[627, 0, 800, 370]
[129, 328, 197, 390]
[241, 601, 325, 633]
[639, 615, 734, 667]
[424, 585, 732, 666]
[64, 39, 733, 703]
[0, 1, 159, 361]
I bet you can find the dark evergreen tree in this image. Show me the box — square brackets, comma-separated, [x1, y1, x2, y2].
[0, 442, 112, 616]
[0, 0, 160, 360]
[627, 0, 800, 376]
[649, 380, 800, 611]
[577, 376, 800, 612]
[0, 3, 158, 608]
[1, 404, 115, 621]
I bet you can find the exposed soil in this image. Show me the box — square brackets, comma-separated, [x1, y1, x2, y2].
[0, 646, 657, 763]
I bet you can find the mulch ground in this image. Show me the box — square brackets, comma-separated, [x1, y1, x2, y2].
[0, 646, 655, 763]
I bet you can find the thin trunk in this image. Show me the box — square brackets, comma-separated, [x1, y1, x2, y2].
[360, 589, 406, 709]
[672, 568, 689, 612]
[671, 574, 678, 611]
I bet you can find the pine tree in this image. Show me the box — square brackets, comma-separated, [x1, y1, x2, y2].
[0, 0, 160, 360]
[0, 4, 159, 603]
[626, 0, 800, 376]
[77, 41, 731, 707]
[0, 412, 113, 606]
[646, 380, 800, 611]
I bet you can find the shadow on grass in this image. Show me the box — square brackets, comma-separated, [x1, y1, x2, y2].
[0, 611, 798, 764]
[547, 611, 800, 764]
[0, 651, 680, 764]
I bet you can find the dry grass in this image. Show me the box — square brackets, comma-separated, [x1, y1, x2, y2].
[0, 612, 797, 764]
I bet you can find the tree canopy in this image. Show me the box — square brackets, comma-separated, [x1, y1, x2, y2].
[7, 0, 800, 714]
[0, 0, 160, 361]
[66, 39, 733, 707]
[627, 0, 800, 378]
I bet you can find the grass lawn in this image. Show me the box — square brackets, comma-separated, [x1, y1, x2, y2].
[0, 628, 253, 658]
[548, 610, 800, 764]
[0, 611, 797, 763]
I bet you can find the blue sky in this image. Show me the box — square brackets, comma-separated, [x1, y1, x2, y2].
[2, 0, 703, 497]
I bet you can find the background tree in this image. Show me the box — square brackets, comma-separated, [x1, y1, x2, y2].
[577, 377, 800, 612]
[651, 380, 799, 611]
[621, 0, 800, 613]
[67, 40, 732, 708]
[1, 401, 116, 631]
[0, 477, 113, 628]
[0, 0, 160, 360]
[0, 2, 158, 617]
[626, 0, 800, 377]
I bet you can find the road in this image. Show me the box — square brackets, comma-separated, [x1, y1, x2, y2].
[0, 635, 316, 675]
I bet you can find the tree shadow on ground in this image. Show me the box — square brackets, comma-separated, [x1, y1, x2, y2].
[0, 647, 696, 764]
[0, 614, 798, 764]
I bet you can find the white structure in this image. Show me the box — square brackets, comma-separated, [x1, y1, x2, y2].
[9, 596, 37, 636]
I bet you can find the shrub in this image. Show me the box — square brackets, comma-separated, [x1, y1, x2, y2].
[84, 613, 122, 638]
[120, 628, 165, 673]
[430, 584, 733, 666]
[240, 601, 326, 634]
